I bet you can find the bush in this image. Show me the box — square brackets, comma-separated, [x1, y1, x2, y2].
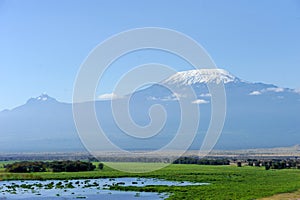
[237, 162, 242, 167]
[98, 163, 104, 170]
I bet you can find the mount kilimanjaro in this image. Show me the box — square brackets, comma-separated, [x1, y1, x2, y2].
[0, 69, 299, 152]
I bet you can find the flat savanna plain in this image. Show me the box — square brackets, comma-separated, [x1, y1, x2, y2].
[0, 162, 300, 199]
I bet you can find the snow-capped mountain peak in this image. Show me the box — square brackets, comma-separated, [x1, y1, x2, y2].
[26, 93, 57, 104]
[36, 94, 50, 101]
[162, 69, 241, 85]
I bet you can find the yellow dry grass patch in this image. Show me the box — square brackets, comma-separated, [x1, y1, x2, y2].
[260, 189, 300, 200]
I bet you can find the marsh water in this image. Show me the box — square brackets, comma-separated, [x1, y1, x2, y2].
[0, 177, 207, 199]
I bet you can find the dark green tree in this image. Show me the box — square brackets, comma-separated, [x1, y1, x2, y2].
[98, 163, 104, 170]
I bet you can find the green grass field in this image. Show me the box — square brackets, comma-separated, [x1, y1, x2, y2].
[1, 162, 300, 199]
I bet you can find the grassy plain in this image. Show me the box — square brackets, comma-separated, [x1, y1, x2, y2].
[0, 162, 300, 199]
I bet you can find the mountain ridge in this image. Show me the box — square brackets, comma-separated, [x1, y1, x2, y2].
[0, 68, 299, 152]
[2, 68, 299, 112]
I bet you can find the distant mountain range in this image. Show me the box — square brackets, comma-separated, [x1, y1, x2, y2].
[1, 69, 299, 152]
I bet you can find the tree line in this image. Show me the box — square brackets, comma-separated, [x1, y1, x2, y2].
[173, 157, 230, 165]
[244, 159, 300, 170]
[4, 160, 98, 173]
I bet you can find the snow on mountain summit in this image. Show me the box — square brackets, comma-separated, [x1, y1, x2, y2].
[162, 69, 241, 85]
[36, 94, 50, 101]
[26, 93, 57, 104]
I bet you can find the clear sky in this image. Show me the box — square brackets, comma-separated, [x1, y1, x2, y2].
[0, 0, 299, 110]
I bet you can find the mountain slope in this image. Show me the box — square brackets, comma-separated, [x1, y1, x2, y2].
[0, 94, 84, 152]
[133, 71, 299, 149]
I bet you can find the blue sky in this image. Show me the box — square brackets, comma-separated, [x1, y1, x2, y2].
[0, 0, 299, 110]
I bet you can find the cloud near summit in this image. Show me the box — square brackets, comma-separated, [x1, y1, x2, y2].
[98, 93, 123, 100]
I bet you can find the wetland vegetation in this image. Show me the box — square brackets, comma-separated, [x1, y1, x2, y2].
[0, 161, 300, 199]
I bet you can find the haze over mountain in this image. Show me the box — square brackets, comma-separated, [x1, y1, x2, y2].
[1, 69, 299, 152]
